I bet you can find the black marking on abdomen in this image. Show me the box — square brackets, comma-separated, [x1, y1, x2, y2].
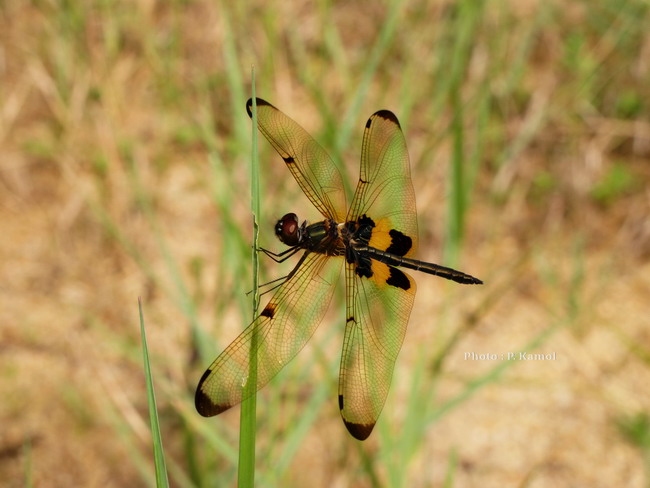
[386, 266, 411, 291]
[386, 229, 412, 256]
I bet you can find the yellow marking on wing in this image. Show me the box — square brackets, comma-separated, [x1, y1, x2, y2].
[368, 260, 392, 287]
[367, 218, 395, 251]
[367, 260, 418, 293]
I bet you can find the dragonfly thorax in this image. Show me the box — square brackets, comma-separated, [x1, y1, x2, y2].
[275, 213, 345, 256]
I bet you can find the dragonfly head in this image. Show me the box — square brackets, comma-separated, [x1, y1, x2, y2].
[275, 213, 303, 247]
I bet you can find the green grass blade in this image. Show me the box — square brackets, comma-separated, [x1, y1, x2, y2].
[138, 297, 169, 488]
[237, 71, 260, 488]
[444, 0, 484, 264]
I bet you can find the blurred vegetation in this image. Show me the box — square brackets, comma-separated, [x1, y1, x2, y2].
[1, 0, 649, 486]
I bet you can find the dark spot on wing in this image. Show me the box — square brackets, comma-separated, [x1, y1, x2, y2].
[358, 214, 375, 228]
[386, 266, 411, 290]
[261, 303, 277, 319]
[246, 97, 274, 117]
[197, 368, 212, 386]
[374, 110, 400, 127]
[354, 255, 373, 279]
[282, 156, 295, 164]
[386, 229, 412, 256]
[195, 369, 231, 417]
[338, 394, 344, 410]
[343, 420, 375, 441]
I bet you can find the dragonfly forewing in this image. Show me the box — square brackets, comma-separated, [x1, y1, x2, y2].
[247, 98, 347, 222]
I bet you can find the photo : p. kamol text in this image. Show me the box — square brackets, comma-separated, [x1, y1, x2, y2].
[464, 352, 557, 361]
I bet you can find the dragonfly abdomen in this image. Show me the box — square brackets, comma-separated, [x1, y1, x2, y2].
[356, 246, 483, 285]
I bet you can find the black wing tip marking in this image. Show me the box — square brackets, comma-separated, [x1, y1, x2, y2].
[339, 395, 375, 440]
[372, 109, 400, 126]
[245, 97, 274, 117]
[195, 370, 231, 417]
[344, 420, 375, 441]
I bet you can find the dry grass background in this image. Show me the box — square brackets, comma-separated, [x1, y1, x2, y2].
[1, 0, 650, 486]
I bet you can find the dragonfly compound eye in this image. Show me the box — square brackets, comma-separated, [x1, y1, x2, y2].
[276, 213, 301, 246]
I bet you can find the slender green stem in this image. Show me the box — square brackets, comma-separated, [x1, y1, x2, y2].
[237, 70, 260, 488]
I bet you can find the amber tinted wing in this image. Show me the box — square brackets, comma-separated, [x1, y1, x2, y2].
[195, 252, 343, 416]
[346, 110, 417, 256]
[246, 98, 347, 222]
[339, 110, 417, 439]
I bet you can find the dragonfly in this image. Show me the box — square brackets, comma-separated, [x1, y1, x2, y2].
[195, 98, 482, 441]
